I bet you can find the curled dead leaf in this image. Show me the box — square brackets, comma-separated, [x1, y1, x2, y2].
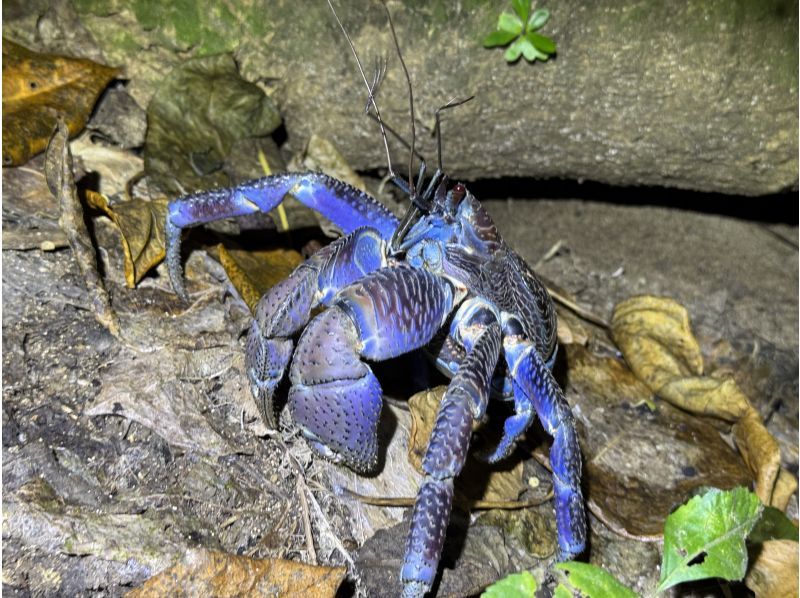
[126, 548, 346, 598]
[86, 190, 168, 287]
[745, 540, 799, 598]
[217, 245, 304, 313]
[611, 295, 791, 508]
[3, 38, 119, 166]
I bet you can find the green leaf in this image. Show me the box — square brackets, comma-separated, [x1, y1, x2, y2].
[528, 8, 550, 31]
[520, 38, 549, 62]
[553, 584, 573, 598]
[657, 487, 763, 593]
[527, 32, 556, 54]
[504, 37, 526, 62]
[483, 30, 519, 48]
[556, 562, 640, 598]
[749, 506, 800, 543]
[481, 570, 537, 598]
[511, 0, 530, 27]
[498, 11, 524, 35]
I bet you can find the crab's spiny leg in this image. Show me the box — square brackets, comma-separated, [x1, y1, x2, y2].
[166, 172, 399, 299]
[402, 301, 502, 598]
[247, 227, 386, 427]
[288, 266, 455, 473]
[502, 336, 586, 560]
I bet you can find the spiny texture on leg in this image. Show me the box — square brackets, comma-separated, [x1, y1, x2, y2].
[402, 321, 502, 597]
[336, 265, 454, 360]
[504, 337, 586, 560]
[288, 306, 382, 473]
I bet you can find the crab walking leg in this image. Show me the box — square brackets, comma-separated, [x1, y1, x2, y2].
[503, 336, 587, 560]
[166, 172, 400, 299]
[246, 227, 386, 427]
[288, 265, 456, 473]
[402, 303, 502, 598]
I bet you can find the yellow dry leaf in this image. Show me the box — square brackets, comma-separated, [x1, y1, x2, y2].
[407, 386, 525, 502]
[126, 548, 345, 598]
[217, 245, 304, 314]
[771, 469, 799, 512]
[733, 408, 781, 506]
[611, 295, 704, 389]
[744, 540, 799, 598]
[3, 39, 119, 166]
[611, 295, 788, 508]
[658, 376, 750, 422]
[85, 190, 168, 287]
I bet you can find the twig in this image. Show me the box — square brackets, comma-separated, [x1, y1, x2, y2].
[295, 475, 318, 565]
[338, 487, 554, 510]
[546, 286, 610, 330]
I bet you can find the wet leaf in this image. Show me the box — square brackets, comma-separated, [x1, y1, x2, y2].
[744, 539, 799, 598]
[749, 506, 800, 544]
[127, 548, 346, 598]
[217, 244, 303, 313]
[144, 53, 280, 196]
[481, 569, 537, 598]
[555, 561, 639, 598]
[408, 387, 526, 503]
[86, 190, 169, 287]
[3, 38, 118, 166]
[657, 487, 762, 592]
[611, 295, 787, 506]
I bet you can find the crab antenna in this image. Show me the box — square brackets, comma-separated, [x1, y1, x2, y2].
[381, 1, 416, 198]
[434, 95, 475, 172]
[327, 0, 396, 179]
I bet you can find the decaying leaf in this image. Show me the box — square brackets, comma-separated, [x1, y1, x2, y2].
[611, 295, 794, 507]
[217, 244, 304, 313]
[745, 539, 799, 598]
[657, 487, 763, 593]
[3, 38, 119, 166]
[44, 120, 120, 337]
[127, 548, 346, 598]
[144, 53, 280, 196]
[408, 387, 526, 503]
[86, 190, 169, 287]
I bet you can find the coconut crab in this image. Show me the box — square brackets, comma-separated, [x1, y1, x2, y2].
[165, 4, 585, 597]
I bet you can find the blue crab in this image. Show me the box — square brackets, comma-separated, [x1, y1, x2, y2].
[166, 162, 586, 595]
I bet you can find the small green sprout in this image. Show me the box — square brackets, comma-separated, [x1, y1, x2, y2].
[483, 0, 556, 63]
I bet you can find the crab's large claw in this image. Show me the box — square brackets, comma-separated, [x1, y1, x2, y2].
[501, 336, 587, 560]
[288, 265, 455, 472]
[165, 172, 399, 300]
[246, 228, 386, 427]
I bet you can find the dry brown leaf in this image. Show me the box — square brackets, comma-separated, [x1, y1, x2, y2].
[127, 548, 346, 598]
[217, 245, 304, 314]
[745, 540, 799, 598]
[611, 295, 788, 507]
[408, 386, 525, 503]
[3, 38, 119, 166]
[86, 190, 169, 287]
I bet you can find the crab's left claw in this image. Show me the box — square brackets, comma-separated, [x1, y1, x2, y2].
[165, 173, 399, 300]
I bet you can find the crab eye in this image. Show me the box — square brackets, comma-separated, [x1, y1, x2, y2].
[451, 183, 466, 205]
